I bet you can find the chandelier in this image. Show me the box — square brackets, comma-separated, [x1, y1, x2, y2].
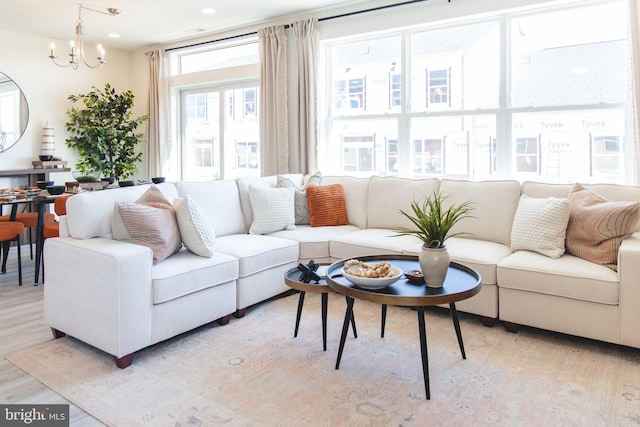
[49, 3, 121, 70]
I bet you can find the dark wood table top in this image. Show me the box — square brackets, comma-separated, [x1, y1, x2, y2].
[326, 255, 481, 307]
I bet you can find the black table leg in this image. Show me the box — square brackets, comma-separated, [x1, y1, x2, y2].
[381, 304, 387, 337]
[294, 291, 305, 338]
[321, 292, 328, 351]
[34, 201, 46, 285]
[417, 306, 430, 400]
[348, 296, 357, 338]
[335, 296, 355, 369]
[449, 302, 466, 359]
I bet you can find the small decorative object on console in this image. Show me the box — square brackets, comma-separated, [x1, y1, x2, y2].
[297, 260, 321, 283]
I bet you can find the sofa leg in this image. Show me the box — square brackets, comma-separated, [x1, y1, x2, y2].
[51, 328, 66, 339]
[479, 316, 496, 327]
[503, 321, 519, 333]
[234, 308, 247, 318]
[218, 314, 232, 325]
[114, 353, 134, 369]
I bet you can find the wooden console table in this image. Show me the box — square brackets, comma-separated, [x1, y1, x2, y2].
[0, 167, 71, 187]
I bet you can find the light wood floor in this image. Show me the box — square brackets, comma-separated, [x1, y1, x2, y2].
[0, 244, 103, 426]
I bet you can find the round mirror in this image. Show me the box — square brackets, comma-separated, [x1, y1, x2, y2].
[0, 72, 29, 153]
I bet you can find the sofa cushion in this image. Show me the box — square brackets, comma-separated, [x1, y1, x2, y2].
[269, 224, 360, 262]
[215, 234, 299, 277]
[67, 183, 178, 240]
[323, 176, 369, 229]
[277, 171, 323, 224]
[177, 180, 246, 237]
[510, 195, 570, 259]
[116, 192, 182, 264]
[307, 184, 349, 227]
[330, 228, 421, 260]
[173, 196, 216, 257]
[248, 185, 296, 235]
[404, 236, 512, 285]
[151, 249, 239, 304]
[440, 179, 521, 246]
[497, 250, 619, 305]
[566, 183, 640, 270]
[366, 175, 440, 230]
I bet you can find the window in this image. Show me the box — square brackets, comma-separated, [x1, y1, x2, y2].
[319, 1, 631, 184]
[176, 40, 259, 74]
[342, 135, 374, 172]
[170, 38, 260, 180]
[427, 68, 450, 106]
[180, 82, 260, 181]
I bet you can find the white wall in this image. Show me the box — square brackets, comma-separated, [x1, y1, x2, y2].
[0, 29, 132, 187]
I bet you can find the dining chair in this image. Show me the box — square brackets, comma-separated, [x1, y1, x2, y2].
[43, 195, 71, 239]
[0, 222, 25, 286]
[0, 211, 54, 259]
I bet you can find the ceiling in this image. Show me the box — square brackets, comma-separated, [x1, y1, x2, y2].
[0, 0, 397, 52]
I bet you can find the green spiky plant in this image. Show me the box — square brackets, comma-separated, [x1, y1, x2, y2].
[65, 83, 148, 181]
[395, 192, 474, 248]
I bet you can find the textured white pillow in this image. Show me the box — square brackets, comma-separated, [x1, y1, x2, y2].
[248, 185, 296, 235]
[174, 196, 216, 257]
[511, 195, 570, 258]
[277, 171, 323, 224]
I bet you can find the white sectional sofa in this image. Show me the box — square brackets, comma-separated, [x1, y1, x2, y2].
[43, 174, 640, 368]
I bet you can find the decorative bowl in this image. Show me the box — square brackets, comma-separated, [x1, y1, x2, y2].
[404, 269, 425, 285]
[151, 177, 165, 184]
[119, 180, 135, 187]
[36, 180, 54, 190]
[39, 155, 53, 161]
[46, 185, 66, 195]
[342, 265, 403, 290]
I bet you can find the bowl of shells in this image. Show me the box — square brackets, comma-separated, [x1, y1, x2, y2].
[342, 259, 403, 290]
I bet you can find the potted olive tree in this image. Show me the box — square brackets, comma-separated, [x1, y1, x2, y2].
[65, 83, 148, 184]
[395, 192, 474, 287]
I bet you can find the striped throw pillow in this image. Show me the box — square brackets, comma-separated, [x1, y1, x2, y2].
[116, 187, 182, 264]
[306, 184, 348, 227]
[566, 183, 640, 270]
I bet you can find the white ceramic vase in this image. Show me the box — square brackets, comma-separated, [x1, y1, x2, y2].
[418, 245, 450, 288]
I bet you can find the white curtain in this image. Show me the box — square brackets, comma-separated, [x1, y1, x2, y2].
[289, 19, 319, 174]
[630, 0, 640, 184]
[258, 26, 289, 176]
[145, 49, 171, 179]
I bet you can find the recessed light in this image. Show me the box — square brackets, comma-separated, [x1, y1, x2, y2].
[108, 33, 121, 38]
[202, 8, 216, 14]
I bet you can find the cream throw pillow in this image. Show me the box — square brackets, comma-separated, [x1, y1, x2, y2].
[566, 183, 640, 270]
[277, 171, 323, 224]
[510, 195, 570, 258]
[248, 185, 296, 235]
[173, 196, 216, 257]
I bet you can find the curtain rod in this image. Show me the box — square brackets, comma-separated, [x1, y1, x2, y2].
[166, 0, 440, 52]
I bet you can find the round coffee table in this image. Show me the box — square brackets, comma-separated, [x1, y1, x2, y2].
[325, 255, 481, 400]
[284, 266, 357, 351]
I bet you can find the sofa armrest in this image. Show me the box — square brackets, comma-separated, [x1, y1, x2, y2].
[618, 232, 640, 347]
[43, 237, 154, 359]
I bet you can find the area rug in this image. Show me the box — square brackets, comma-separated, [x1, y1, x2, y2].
[7, 292, 640, 426]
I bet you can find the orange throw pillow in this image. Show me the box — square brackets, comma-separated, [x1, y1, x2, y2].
[565, 183, 640, 270]
[306, 184, 349, 227]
